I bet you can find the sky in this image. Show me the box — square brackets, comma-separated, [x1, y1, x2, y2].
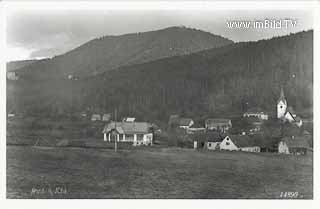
[6, 9, 313, 61]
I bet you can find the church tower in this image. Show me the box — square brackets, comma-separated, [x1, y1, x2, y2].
[277, 87, 287, 118]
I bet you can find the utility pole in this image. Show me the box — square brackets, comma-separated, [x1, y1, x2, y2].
[114, 108, 117, 152]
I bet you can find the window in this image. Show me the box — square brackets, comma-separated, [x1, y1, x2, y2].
[226, 142, 230, 145]
[208, 143, 211, 147]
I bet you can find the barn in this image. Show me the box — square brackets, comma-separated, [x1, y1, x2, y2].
[278, 136, 310, 155]
[205, 118, 232, 133]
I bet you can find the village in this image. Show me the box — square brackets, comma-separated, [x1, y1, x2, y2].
[7, 87, 313, 156]
[94, 87, 312, 155]
[10, 86, 311, 155]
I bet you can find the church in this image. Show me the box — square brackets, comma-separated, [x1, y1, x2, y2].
[277, 88, 303, 127]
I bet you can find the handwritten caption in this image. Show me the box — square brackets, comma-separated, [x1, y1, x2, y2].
[30, 184, 67, 196]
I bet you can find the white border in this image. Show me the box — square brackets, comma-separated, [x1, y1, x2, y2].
[0, 1, 319, 209]
[2, 1, 319, 11]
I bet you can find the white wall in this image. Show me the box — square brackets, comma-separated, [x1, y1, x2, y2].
[219, 136, 239, 151]
[207, 142, 220, 150]
[240, 146, 260, 152]
[278, 142, 289, 154]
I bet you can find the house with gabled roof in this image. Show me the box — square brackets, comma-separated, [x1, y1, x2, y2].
[278, 136, 310, 155]
[219, 135, 261, 152]
[102, 121, 153, 146]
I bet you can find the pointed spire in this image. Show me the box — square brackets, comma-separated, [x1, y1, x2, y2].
[277, 86, 286, 104]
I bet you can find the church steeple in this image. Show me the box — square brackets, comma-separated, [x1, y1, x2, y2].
[277, 87, 286, 104]
[277, 87, 287, 118]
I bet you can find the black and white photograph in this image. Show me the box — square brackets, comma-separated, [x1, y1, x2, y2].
[1, 0, 319, 205]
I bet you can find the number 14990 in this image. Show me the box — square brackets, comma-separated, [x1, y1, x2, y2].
[280, 191, 301, 198]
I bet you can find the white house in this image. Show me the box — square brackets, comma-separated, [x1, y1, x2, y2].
[219, 136, 239, 151]
[102, 121, 153, 146]
[219, 135, 261, 152]
[91, 114, 101, 121]
[7, 71, 19, 80]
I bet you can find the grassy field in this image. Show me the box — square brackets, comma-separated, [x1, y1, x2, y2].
[7, 145, 313, 199]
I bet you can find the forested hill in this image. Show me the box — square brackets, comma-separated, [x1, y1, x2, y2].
[13, 26, 233, 80]
[7, 30, 313, 123]
[6, 59, 40, 72]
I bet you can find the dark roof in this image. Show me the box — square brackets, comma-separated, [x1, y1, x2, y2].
[189, 122, 205, 128]
[228, 135, 264, 147]
[285, 111, 296, 121]
[178, 118, 193, 126]
[102, 122, 151, 134]
[303, 130, 311, 135]
[282, 136, 310, 148]
[245, 107, 266, 114]
[206, 131, 225, 142]
[205, 118, 231, 126]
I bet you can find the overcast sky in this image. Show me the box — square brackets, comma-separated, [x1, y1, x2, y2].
[6, 9, 313, 61]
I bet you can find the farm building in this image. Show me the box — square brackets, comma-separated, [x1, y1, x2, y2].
[246, 117, 264, 134]
[219, 135, 261, 152]
[206, 132, 225, 150]
[205, 118, 232, 132]
[278, 136, 310, 155]
[7, 112, 15, 118]
[102, 113, 111, 121]
[243, 108, 269, 120]
[7, 71, 19, 80]
[122, 117, 136, 122]
[80, 112, 87, 117]
[102, 121, 153, 146]
[186, 123, 206, 134]
[178, 118, 194, 129]
[168, 115, 194, 129]
[91, 114, 101, 121]
[192, 131, 224, 150]
[168, 114, 180, 126]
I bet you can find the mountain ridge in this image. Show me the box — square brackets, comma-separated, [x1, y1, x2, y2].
[14, 26, 234, 80]
[7, 30, 313, 123]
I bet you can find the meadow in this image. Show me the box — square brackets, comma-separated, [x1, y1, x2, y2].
[7, 145, 312, 199]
